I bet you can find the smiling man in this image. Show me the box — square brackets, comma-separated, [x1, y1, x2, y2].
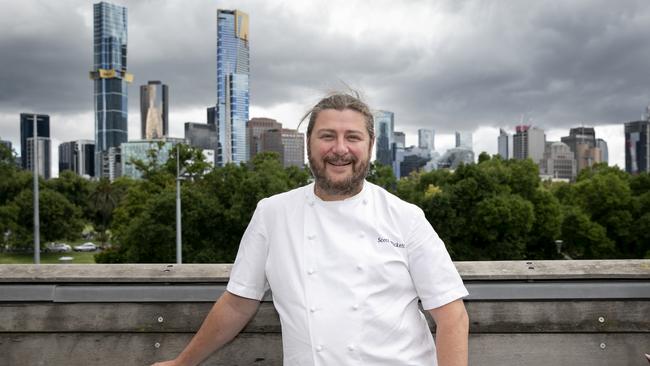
[152, 92, 469, 366]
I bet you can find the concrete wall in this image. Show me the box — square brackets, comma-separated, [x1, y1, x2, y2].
[0, 260, 649, 366]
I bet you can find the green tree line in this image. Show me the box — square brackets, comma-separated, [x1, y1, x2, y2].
[1, 143, 648, 262]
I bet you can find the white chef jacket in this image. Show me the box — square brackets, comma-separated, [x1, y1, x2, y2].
[227, 181, 468, 365]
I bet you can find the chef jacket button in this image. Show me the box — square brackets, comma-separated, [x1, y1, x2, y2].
[352, 304, 359, 310]
[310, 307, 316, 313]
[307, 234, 315, 240]
[347, 344, 355, 351]
[358, 232, 365, 238]
[307, 268, 315, 275]
[316, 345, 323, 352]
[362, 199, 368, 205]
[356, 264, 363, 271]
[308, 201, 315, 207]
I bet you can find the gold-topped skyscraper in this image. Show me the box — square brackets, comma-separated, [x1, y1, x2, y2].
[90, 2, 132, 178]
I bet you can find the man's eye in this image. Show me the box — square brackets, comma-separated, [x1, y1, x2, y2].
[348, 135, 362, 141]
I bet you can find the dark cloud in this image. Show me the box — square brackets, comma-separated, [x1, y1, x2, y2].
[1, 0, 648, 169]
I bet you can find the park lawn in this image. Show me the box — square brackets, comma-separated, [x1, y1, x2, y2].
[0, 251, 98, 264]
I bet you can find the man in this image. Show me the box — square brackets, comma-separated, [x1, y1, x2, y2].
[153, 93, 469, 366]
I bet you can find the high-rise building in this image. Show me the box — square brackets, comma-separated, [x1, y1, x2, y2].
[215, 9, 250, 166]
[513, 125, 545, 166]
[498, 129, 509, 159]
[561, 127, 600, 171]
[561, 127, 596, 153]
[260, 128, 305, 168]
[59, 140, 95, 177]
[540, 142, 576, 180]
[140, 81, 168, 139]
[91, 2, 132, 178]
[100, 146, 122, 181]
[185, 122, 218, 165]
[400, 146, 433, 177]
[393, 131, 406, 148]
[247, 117, 281, 158]
[59, 142, 75, 173]
[20, 113, 50, 172]
[374, 110, 394, 166]
[185, 122, 218, 151]
[25, 137, 51, 179]
[596, 138, 608, 164]
[121, 139, 183, 179]
[418, 129, 435, 151]
[624, 120, 650, 174]
[455, 131, 473, 150]
[437, 148, 474, 170]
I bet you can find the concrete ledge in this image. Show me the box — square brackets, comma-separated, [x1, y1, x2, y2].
[1, 260, 648, 366]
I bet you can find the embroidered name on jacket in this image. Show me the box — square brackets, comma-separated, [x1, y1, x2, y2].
[376, 236, 405, 248]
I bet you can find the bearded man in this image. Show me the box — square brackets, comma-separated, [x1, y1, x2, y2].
[153, 93, 469, 366]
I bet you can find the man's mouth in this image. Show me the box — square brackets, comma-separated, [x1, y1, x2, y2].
[327, 161, 352, 167]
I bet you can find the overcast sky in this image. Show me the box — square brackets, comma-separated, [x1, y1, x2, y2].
[2, 0, 650, 175]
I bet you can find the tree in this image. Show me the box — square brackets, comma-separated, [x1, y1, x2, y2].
[526, 188, 563, 259]
[473, 194, 535, 260]
[572, 169, 634, 257]
[560, 206, 615, 259]
[99, 152, 311, 263]
[9, 188, 84, 249]
[367, 162, 397, 192]
[46, 170, 94, 218]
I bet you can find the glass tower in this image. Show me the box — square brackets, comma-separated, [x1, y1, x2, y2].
[374, 110, 394, 166]
[140, 81, 169, 139]
[20, 113, 51, 179]
[625, 120, 650, 174]
[216, 9, 250, 166]
[90, 2, 132, 177]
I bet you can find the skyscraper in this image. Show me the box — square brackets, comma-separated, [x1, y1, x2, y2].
[540, 142, 576, 180]
[418, 129, 435, 151]
[455, 131, 473, 150]
[215, 9, 250, 166]
[498, 129, 509, 159]
[59, 140, 95, 177]
[561, 127, 600, 172]
[185, 122, 218, 165]
[25, 137, 51, 179]
[374, 110, 394, 166]
[20, 113, 50, 171]
[247, 117, 281, 159]
[513, 125, 545, 165]
[140, 81, 168, 139]
[393, 131, 406, 148]
[625, 120, 650, 174]
[596, 138, 608, 164]
[260, 128, 305, 168]
[91, 2, 131, 177]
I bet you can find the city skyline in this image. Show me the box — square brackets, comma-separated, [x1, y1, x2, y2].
[2, 0, 650, 176]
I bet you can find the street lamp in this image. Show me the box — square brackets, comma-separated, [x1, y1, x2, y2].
[32, 114, 40, 264]
[176, 147, 188, 264]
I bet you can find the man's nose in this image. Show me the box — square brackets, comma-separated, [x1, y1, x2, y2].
[333, 137, 349, 154]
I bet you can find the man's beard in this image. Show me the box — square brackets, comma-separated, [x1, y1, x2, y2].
[308, 151, 370, 197]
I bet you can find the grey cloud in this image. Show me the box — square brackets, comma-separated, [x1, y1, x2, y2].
[2, 0, 650, 148]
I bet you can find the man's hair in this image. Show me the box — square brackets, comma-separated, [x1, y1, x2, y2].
[300, 91, 375, 141]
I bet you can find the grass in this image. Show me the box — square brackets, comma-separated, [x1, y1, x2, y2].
[0, 251, 98, 264]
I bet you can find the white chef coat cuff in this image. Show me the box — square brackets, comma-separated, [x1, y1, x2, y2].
[420, 287, 469, 311]
[226, 280, 265, 301]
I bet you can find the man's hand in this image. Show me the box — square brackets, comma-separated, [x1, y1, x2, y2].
[429, 299, 469, 366]
[150, 291, 260, 366]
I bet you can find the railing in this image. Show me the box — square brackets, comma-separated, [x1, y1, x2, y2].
[0, 260, 649, 366]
